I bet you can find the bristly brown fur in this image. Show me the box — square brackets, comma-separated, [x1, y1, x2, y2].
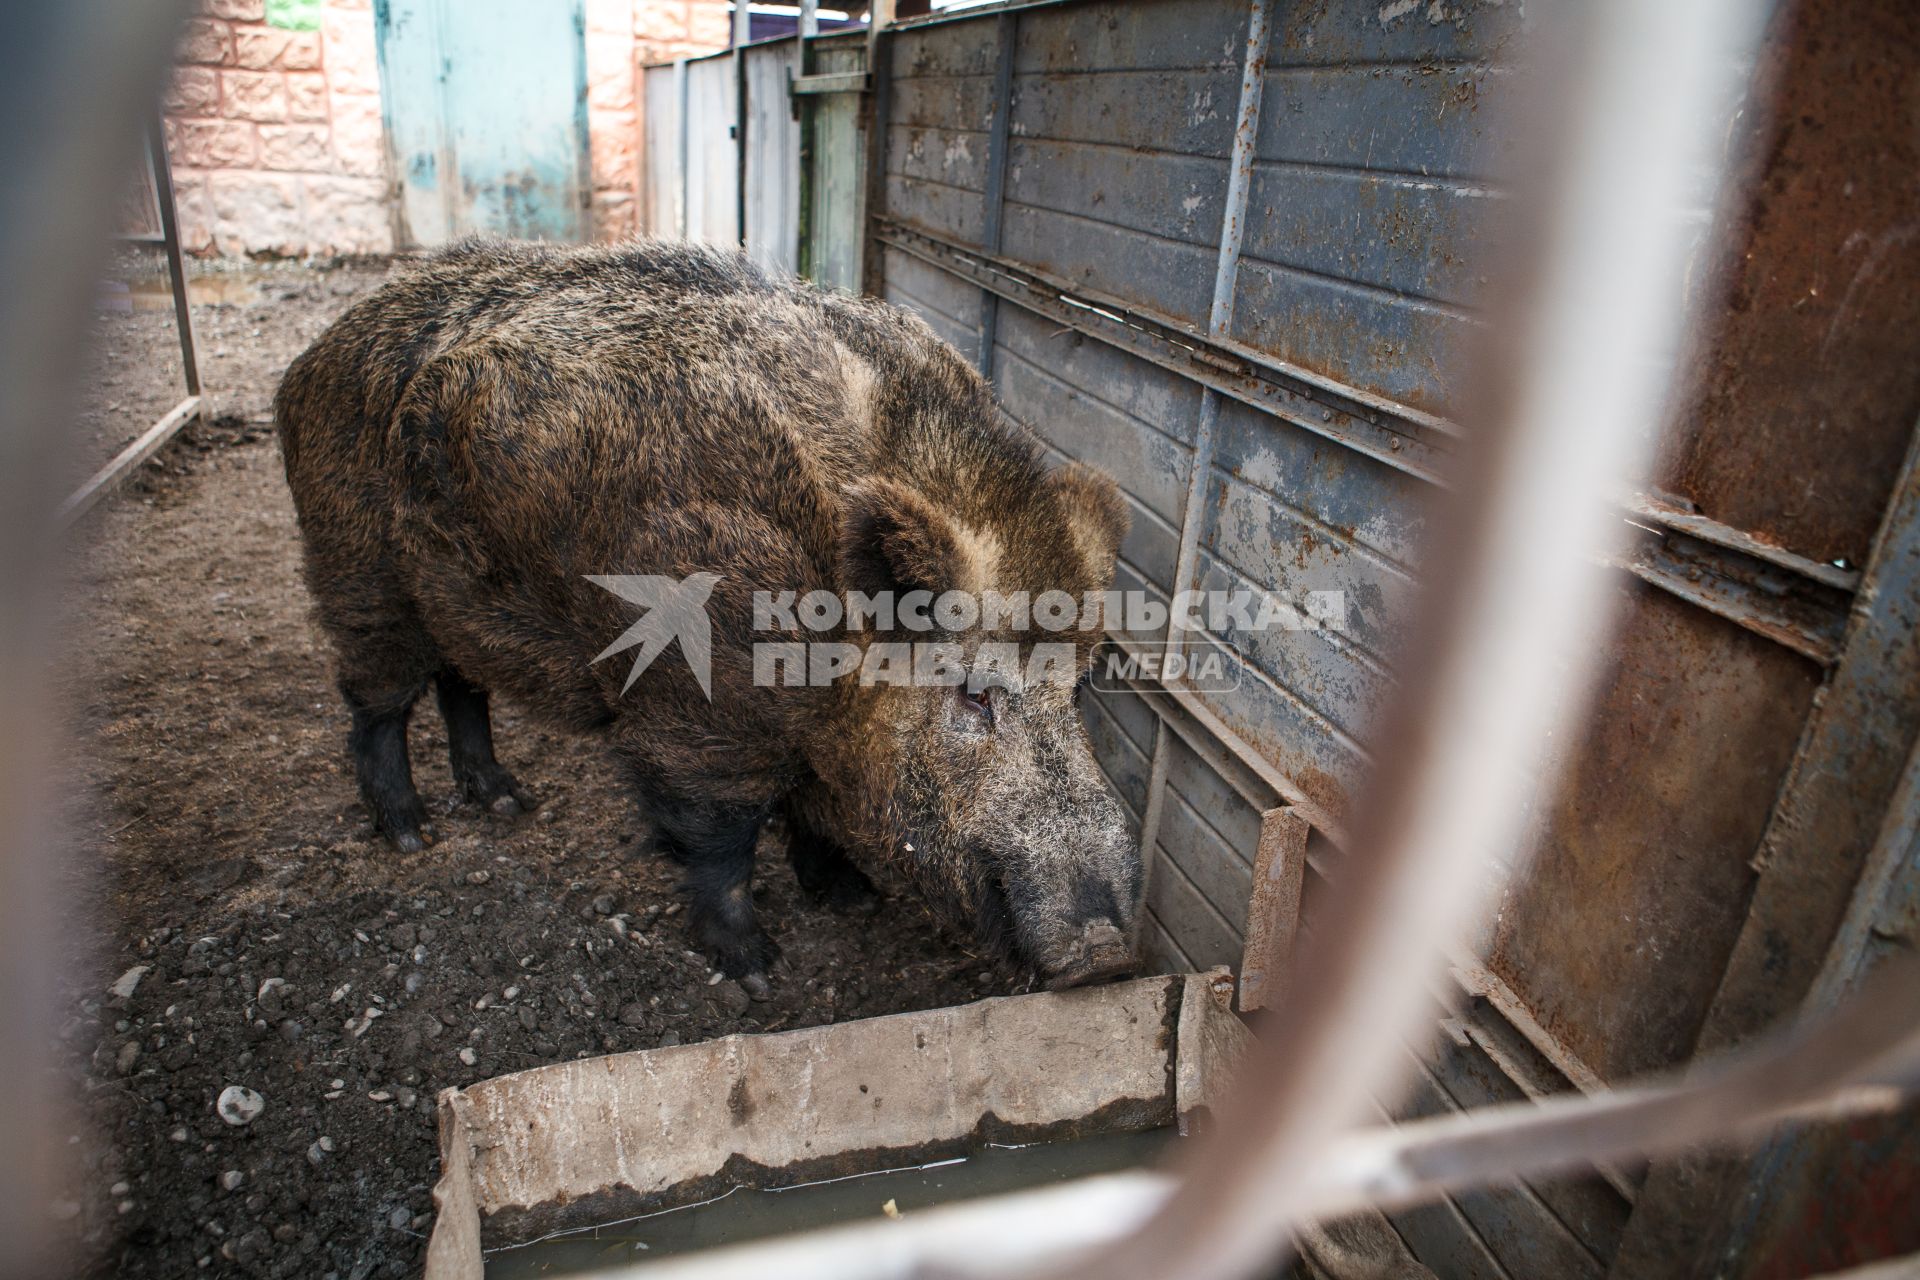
[277, 237, 1139, 983]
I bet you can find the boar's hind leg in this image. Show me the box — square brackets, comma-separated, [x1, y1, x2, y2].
[658, 800, 779, 991]
[434, 667, 535, 816]
[784, 795, 879, 914]
[344, 681, 434, 854]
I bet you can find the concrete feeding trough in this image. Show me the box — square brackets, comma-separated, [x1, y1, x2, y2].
[424, 970, 1249, 1278]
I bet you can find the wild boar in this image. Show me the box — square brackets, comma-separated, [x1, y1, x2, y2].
[275, 238, 1138, 992]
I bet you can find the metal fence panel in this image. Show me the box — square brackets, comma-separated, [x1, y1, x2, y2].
[684, 53, 738, 245]
[744, 40, 802, 273]
[642, 62, 681, 236]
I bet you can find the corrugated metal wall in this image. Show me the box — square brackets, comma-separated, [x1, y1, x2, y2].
[638, 3, 1920, 1274]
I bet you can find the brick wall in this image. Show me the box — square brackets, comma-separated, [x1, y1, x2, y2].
[161, 0, 734, 257]
[165, 0, 391, 258]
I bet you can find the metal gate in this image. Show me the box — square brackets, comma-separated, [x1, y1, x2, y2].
[373, 0, 591, 245]
[639, 2, 1920, 1274]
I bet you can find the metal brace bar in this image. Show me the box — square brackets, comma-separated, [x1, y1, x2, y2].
[873, 218, 1450, 484]
[1135, 0, 1274, 962]
[149, 106, 199, 398]
[62, 106, 207, 525]
[973, 12, 1017, 377]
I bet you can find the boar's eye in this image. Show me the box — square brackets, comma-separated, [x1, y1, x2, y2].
[961, 686, 994, 727]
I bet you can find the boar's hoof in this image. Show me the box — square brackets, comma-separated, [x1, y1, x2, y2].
[698, 924, 782, 988]
[389, 823, 436, 855]
[1042, 921, 1135, 991]
[488, 793, 526, 817]
[740, 972, 771, 1001]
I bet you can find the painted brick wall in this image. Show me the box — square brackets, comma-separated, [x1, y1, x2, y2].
[164, 0, 391, 257]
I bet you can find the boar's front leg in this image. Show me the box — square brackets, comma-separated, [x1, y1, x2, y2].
[653, 796, 780, 991]
[784, 791, 879, 914]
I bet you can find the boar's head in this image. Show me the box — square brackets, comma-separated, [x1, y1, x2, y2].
[811, 459, 1141, 989]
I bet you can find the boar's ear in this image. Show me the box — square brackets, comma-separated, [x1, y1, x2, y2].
[840, 477, 994, 601]
[1047, 463, 1129, 583]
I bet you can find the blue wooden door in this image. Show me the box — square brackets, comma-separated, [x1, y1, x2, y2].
[373, 0, 590, 245]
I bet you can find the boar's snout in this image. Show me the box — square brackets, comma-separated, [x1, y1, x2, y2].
[1040, 919, 1134, 990]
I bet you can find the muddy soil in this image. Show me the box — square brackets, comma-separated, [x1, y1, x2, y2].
[50, 258, 1021, 1280]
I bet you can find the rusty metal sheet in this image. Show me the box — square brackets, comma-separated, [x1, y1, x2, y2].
[1202, 466, 1416, 663]
[1243, 165, 1496, 308]
[995, 340, 1193, 526]
[1193, 549, 1390, 743]
[1001, 199, 1221, 331]
[1012, 68, 1244, 156]
[1488, 581, 1822, 1082]
[1011, 0, 1249, 76]
[884, 170, 986, 245]
[996, 302, 1204, 444]
[1163, 727, 1265, 855]
[1155, 782, 1254, 938]
[887, 123, 990, 192]
[1417, 1025, 1633, 1261]
[1269, 0, 1522, 67]
[1145, 845, 1242, 973]
[1208, 394, 1433, 567]
[1091, 677, 1160, 759]
[1187, 633, 1369, 827]
[887, 74, 999, 131]
[1380, 1199, 1510, 1280]
[892, 16, 1001, 78]
[1005, 138, 1230, 250]
[1140, 913, 1194, 974]
[1731, 1105, 1920, 1280]
[1655, 0, 1920, 569]
[1083, 691, 1152, 818]
[1254, 65, 1512, 179]
[882, 244, 983, 328]
[1229, 256, 1478, 422]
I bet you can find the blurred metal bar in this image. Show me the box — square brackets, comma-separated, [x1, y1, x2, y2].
[1134, 0, 1274, 956]
[0, 3, 199, 1272]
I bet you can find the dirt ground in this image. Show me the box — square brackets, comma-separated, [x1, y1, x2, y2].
[50, 255, 1020, 1280]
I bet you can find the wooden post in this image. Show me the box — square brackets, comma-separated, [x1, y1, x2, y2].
[1237, 806, 1308, 1013]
